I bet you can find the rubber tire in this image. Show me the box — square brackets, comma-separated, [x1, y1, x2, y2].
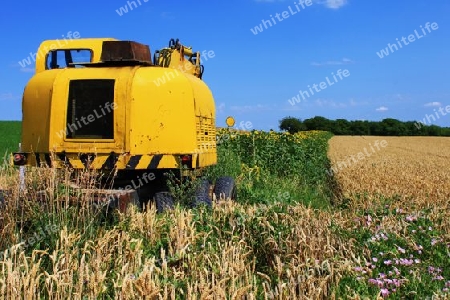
[154, 192, 174, 213]
[193, 179, 212, 208]
[0, 190, 5, 207]
[214, 176, 237, 201]
[126, 191, 142, 212]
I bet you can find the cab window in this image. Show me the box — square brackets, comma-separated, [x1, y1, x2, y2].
[46, 49, 92, 69]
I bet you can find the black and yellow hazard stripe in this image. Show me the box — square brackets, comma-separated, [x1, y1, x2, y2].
[125, 154, 164, 170]
[24, 153, 188, 170]
[35, 153, 53, 167]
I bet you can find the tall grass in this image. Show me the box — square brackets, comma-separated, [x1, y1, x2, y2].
[0, 130, 448, 298]
[206, 129, 334, 209]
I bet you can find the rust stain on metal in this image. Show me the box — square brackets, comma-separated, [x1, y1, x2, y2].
[101, 41, 152, 63]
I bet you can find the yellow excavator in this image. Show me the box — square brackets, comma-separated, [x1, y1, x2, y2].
[11, 37, 237, 212]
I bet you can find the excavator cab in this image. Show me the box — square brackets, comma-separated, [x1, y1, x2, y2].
[11, 37, 236, 212]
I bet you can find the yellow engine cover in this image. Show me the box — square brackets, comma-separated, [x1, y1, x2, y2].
[20, 40, 217, 171]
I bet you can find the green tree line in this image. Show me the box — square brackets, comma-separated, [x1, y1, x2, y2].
[279, 116, 450, 136]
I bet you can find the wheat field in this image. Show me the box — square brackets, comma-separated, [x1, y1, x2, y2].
[327, 136, 450, 299]
[0, 133, 448, 298]
[328, 136, 450, 204]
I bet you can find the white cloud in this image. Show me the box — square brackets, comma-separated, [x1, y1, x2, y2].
[376, 106, 388, 112]
[230, 104, 273, 113]
[349, 98, 369, 106]
[255, 0, 348, 9]
[396, 94, 404, 101]
[0, 93, 20, 101]
[311, 58, 354, 66]
[315, 98, 347, 108]
[281, 103, 303, 111]
[319, 0, 348, 9]
[10, 62, 35, 73]
[20, 67, 35, 73]
[424, 102, 442, 107]
[217, 102, 226, 113]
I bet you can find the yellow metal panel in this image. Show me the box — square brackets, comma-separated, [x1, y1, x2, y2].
[49, 67, 137, 154]
[22, 71, 59, 153]
[128, 67, 217, 168]
[198, 152, 216, 168]
[130, 68, 198, 155]
[185, 75, 215, 118]
[68, 158, 85, 169]
[90, 156, 109, 169]
[157, 154, 179, 169]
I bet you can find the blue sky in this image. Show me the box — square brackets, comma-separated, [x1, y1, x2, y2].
[1, 0, 449, 130]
